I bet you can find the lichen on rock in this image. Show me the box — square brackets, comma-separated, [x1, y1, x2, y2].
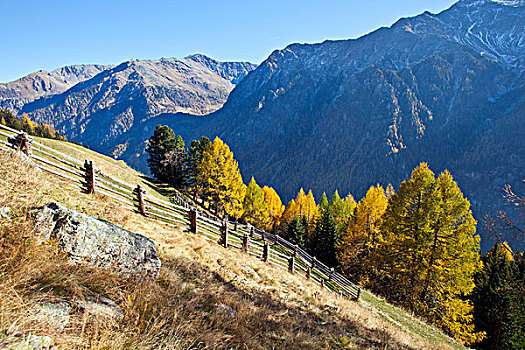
[33, 202, 161, 280]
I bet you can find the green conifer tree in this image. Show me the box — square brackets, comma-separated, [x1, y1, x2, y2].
[286, 216, 306, 247]
[318, 192, 329, 213]
[309, 208, 338, 267]
[161, 135, 187, 189]
[146, 125, 177, 182]
[186, 136, 211, 196]
[472, 244, 525, 350]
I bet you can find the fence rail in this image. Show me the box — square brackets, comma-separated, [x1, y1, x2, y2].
[0, 125, 360, 300]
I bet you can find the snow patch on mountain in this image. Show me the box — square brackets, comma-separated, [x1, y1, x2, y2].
[491, 0, 525, 6]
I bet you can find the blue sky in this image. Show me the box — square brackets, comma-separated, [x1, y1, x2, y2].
[2, 0, 457, 82]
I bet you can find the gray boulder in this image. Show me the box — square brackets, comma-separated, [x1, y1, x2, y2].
[33, 202, 161, 280]
[8, 335, 55, 350]
[33, 302, 71, 331]
[75, 296, 123, 320]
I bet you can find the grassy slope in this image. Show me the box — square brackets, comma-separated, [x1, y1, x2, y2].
[0, 139, 467, 350]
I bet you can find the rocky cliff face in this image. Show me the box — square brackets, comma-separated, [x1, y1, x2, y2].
[0, 64, 112, 112]
[12, 55, 256, 157]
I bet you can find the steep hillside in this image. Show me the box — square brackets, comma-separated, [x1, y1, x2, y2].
[0, 64, 112, 111]
[18, 55, 256, 158]
[132, 0, 524, 250]
[0, 137, 466, 349]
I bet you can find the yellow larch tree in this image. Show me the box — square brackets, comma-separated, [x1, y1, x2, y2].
[21, 115, 35, 133]
[281, 199, 297, 225]
[371, 164, 483, 345]
[337, 184, 387, 282]
[262, 186, 284, 230]
[281, 188, 318, 226]
[196, 137, 246, 218]
[304, 190, 318, 222]
[242, 177, 269, 227]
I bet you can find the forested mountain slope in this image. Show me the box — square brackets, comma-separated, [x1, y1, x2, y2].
[129, 0, 524, 249]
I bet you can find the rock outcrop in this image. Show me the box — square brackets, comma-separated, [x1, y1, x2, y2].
[33, 202, 161, 280]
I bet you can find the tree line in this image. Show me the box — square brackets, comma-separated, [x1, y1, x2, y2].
[0, 109, 65, 140]
[146, 125, 523, 348]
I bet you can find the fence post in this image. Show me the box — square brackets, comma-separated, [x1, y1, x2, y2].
[234, 220, 238, 231]
[189, 208, 198, 233]
[329, 267, 335, 281]
[135, 184, 147, 216]
[19, 132, 32, 156]
[274, 234, 279, 245]
[263, 241, 270, 262]
[311, 256, 317, 269]
[8, 132, 32, 156]
[288, 256, 295, 274]
[293, 245, 298, 257]
[306, 267, 312, 279]
[250, 226, 254, 237]
[320, 279, 325, 289]
[242, 233, 249, 253]
[220, 221, 228, 248]
[356, 287, 361, 301]
[84, 160, 96, 194]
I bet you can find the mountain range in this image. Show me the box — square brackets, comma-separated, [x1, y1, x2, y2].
[1, 55, 256, 157]
[0, 64, 111, 111]
[1, 0, 524, 250]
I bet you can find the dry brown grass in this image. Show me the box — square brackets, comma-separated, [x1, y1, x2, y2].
[0, 150, 465, 349]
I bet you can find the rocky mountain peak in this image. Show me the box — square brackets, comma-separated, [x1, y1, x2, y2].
[12, 55, 256, 157]
[0, 64, 112, 112]
[458, 0, 525, 7]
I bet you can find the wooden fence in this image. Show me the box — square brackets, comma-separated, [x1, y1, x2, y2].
[0, 124, 360, 300]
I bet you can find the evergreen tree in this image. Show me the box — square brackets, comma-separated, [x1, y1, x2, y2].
[372, 164, 483, 345]
[309, 207, 338, 267]
[146, 125, 178, 182]
[286, 216, 306, 247]
[186, 136, 211, 196]
[328, 190, 353, 235]
[160, 135, 187, 189]
[242, 177, 268, 227]
[504, 251, 525, 350]
[472, 245, 525, 350]
[40, 124, 54, 139]
[318, 192, 329, 213]
[166, 139, 187, 189]
[1, 109, 22, 130]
